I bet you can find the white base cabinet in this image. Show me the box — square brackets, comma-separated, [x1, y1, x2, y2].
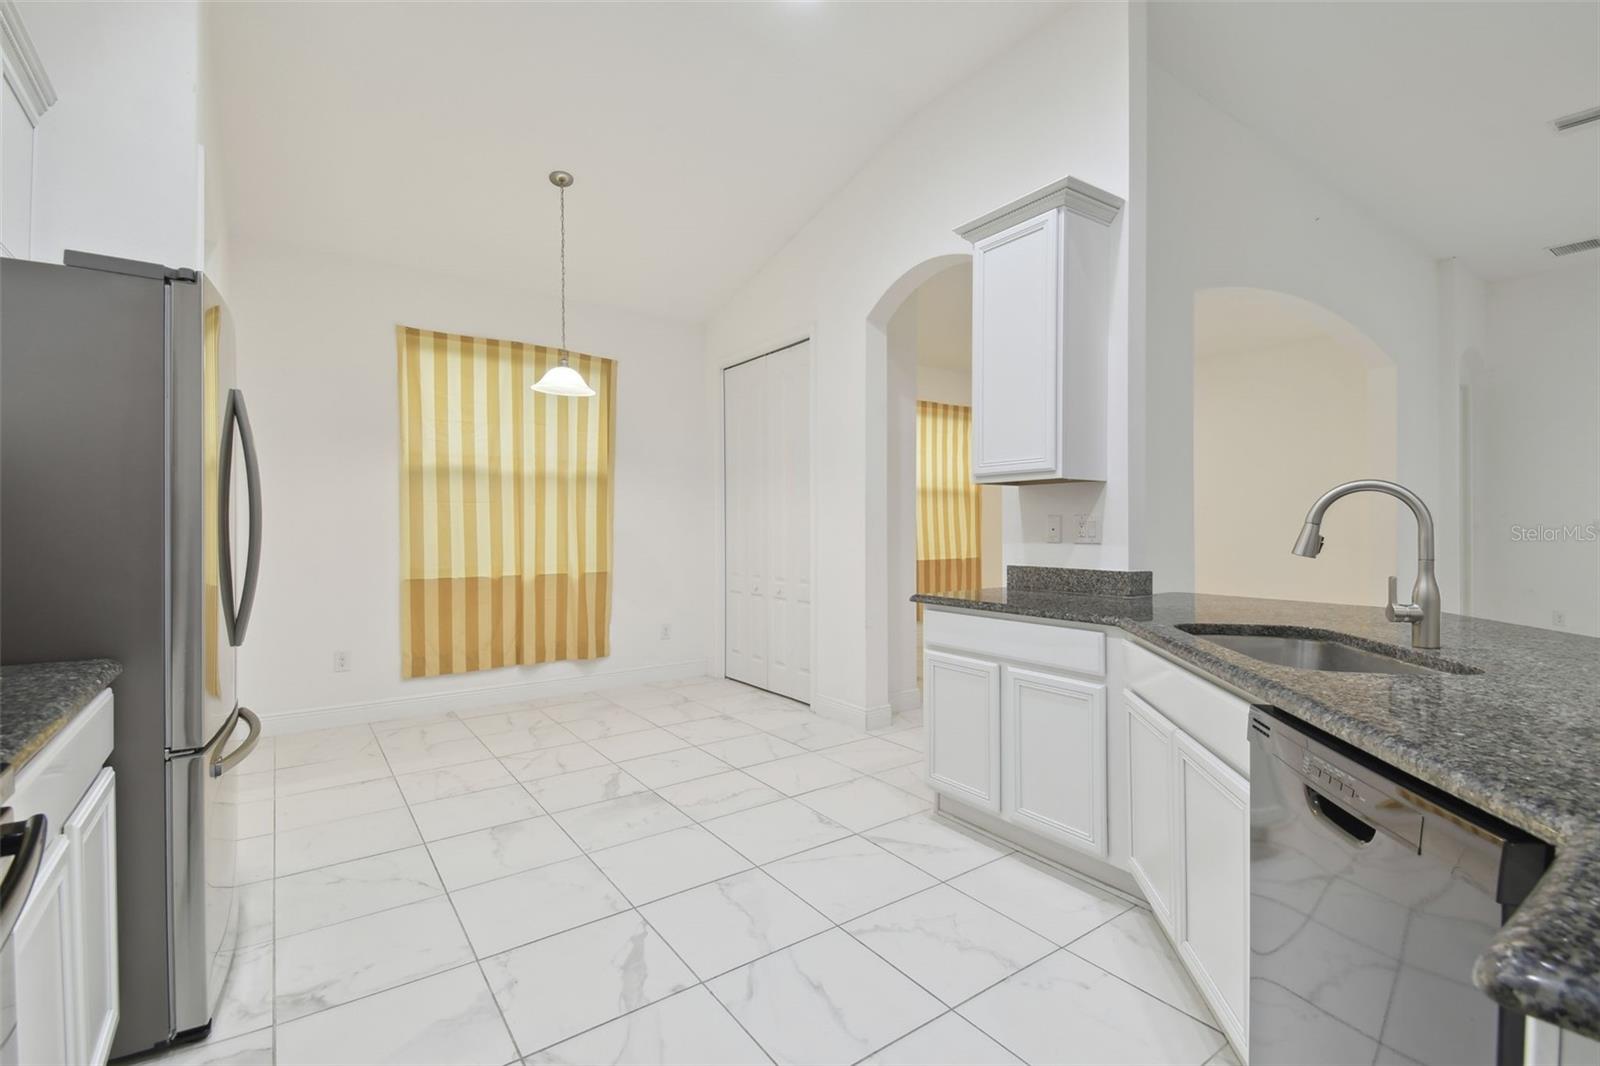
[921, 610, 1249, 1061]
[64, 769, 118, 1066]
[924, 650, 1001, 812]
[1002, 666, 1106, 856]
[923, 611, 1107, 859]
[5, 691, 118, 1066]
[1125, 692, 1178, 935]
[11, 768, 118, 1066]
[11, 838, 77, 1066]
[1123, 664, 1249, 1061]
[1173, 731, 1249, 1053]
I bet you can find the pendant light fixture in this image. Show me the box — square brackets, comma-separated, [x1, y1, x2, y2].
[531, 170, 595, 398]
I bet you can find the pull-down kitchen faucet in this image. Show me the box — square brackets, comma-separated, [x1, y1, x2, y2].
[1291, 479, 1441, 649]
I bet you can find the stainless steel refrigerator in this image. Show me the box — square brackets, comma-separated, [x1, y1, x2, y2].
[0, 252, 264, 1057]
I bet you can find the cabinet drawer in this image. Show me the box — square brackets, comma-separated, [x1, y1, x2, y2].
[924, 609, 1105, 677]
[1124, 643, 1250, 777]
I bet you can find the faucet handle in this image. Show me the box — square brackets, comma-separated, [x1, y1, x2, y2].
[1386, 576, 1423, 622]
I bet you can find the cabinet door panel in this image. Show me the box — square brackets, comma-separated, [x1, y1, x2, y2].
[924, 650, 1001, 811]
[1125, 693, 1178, 935]
[1175, 730, 1249, 1056]
[972, 212, 1059, 480]
[1002, 666, 1106, 855]
[65, 769, 117, 1065]
[13, 837, 78, 1066]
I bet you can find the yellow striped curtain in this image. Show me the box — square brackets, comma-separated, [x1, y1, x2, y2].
[396, 326, 616, 679]
[916, 400, 982, 596]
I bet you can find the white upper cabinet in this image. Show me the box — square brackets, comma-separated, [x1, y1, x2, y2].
[0, 2, 55, 259]
[958, 177, 1121, 484]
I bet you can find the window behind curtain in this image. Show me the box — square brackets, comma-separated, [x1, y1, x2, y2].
[396, 326, 616, 679]
[917, 400, 982, 597]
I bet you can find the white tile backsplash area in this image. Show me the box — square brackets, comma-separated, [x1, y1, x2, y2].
[146, 676, 1228, 1066]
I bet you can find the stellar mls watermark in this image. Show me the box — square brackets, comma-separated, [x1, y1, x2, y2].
[1509, 522, 1599, 543]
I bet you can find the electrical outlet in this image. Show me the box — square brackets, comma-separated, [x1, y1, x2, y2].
[333, 650, 351, 673]
[1045, 514, 1063, 544]
[1074, 514, 1102, 544]
[659, 623, 672, 641]
[1552, 610, 1567, 629]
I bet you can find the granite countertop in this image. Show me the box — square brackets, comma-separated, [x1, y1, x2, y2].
[1, 659, 122, 791]
[913, 587, 1600, 1039]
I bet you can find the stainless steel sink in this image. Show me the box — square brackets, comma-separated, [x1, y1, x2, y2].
[1190, 633, 1446, 676]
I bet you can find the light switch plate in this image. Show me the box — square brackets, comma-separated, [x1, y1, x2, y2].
[1045, 514, 1063, 543]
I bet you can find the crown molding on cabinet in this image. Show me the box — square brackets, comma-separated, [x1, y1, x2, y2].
[1, 0, 56, 121]
[956, 175, 1124, 243]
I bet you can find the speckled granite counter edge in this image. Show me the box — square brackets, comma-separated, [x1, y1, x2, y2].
[1, 659, 123, 773]
[914, 590, 1600, 1040]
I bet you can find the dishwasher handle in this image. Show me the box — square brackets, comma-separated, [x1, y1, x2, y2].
[1305, 786, 1377, 845]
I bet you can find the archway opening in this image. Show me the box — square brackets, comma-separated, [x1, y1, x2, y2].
[1193, 288, 1398, 604]
[874, 255, 1001, 712]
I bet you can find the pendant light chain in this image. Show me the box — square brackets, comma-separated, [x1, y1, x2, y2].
[558, 181, 568, 365]
[530, 170, 593, 397]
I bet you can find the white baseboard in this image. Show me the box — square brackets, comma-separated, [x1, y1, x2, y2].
[936, 794, 1145, 900]
[889, 686, 922, 715]
[257, 659, 711, 735]
[811, 694, 894, 732]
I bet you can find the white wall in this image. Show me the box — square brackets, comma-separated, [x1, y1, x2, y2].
[1145, 65, 1451, 601]
[705, 3, 1134, 723]
[20, 0, 201, 268]
[1470, 263, 1600, 636]
[1194, 333, 1396, 605]
[230, 240, 713, 722]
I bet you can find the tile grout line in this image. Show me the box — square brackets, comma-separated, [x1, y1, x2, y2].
[404, 693, 947, 1060]
[236, 683, 1207, 1065]
[368, 722, 524, 1060]
[480, 724, 782, 1065]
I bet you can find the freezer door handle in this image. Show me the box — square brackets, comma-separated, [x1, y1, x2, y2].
[0, 811, 47, 947]
[209, 706, 262, 779]
[219, 388, 263, 647]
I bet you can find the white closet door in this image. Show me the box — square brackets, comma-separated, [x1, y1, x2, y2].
[723, 342, 811, 703]
[765, 342, 811, 703]
[723, 357, 769, 689]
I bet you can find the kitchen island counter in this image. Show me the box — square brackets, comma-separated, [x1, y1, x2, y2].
[914, 587, 1600, 1039]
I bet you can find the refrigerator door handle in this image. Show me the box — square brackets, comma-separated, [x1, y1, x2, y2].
[209, 706, 261, 779]
[0, 811, 48, 948]
[218, 388, 262, 647]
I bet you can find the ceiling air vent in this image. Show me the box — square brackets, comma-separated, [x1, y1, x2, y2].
[1553, 106, 1600, 132]
[1548, 237, 1600, 257]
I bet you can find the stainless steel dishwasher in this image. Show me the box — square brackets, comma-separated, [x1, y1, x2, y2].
[1249, 707, 1550, 1066]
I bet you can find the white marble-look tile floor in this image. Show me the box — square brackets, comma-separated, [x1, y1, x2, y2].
[143, 677, 1237, 1066]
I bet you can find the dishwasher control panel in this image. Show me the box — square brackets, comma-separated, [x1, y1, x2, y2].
[1303, 751, 1363, 802]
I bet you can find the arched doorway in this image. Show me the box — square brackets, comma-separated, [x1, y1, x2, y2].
[868, 253, 1001, 713]
[1192, 287, 1399, 604]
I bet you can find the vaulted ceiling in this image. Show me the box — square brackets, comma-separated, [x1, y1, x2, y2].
[207, 2, 1064, 322]
[1151, 1, 1600, 281]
